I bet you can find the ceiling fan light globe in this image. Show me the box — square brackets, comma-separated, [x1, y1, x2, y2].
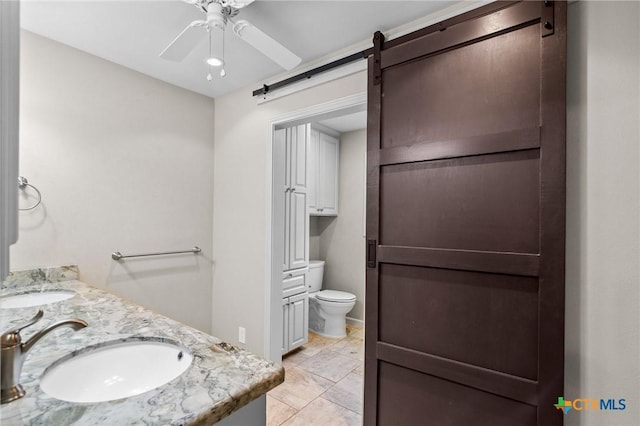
[206, 57, 223, 67]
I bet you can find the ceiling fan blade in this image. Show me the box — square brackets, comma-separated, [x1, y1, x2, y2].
[159, 20, 207, 62]
[233, 20, 301, 70]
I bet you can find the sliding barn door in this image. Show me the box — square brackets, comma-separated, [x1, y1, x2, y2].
[364, 2, 566, 425]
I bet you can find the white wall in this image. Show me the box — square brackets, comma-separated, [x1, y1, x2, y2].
[309, 217, 320, 260]
[566, 2, 640, 425]
[212, 72, 366, 356]
[12, 31, 216, 333]
[315, 129, 366, 321]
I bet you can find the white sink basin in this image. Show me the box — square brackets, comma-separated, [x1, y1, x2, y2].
[40, 338, 193, 403]
[0, 290, 75, 309]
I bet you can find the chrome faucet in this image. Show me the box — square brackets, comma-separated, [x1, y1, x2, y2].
[1, 309, 88, 404]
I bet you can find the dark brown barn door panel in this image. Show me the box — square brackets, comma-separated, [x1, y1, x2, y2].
[364, 1, 566, 425]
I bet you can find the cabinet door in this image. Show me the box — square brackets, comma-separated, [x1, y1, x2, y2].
[281, 298, 289, 354]
[274, 128, 291, 272]
[318, 133, 339, 215]
[282, 124, 308, 272]
[307, 128, 319, 213]
[288, 124, 309, 270]
[290, 124, 308, 192]
[288, 292, 309, 351]
[283, 188, 291, 271]
[284, 127, 293, 190]
[288, 189, 308, 270]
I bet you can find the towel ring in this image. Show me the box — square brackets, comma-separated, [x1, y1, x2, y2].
[18, 176, 42, 211]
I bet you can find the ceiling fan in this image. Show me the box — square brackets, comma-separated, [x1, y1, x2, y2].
[159, 0, 302, 73]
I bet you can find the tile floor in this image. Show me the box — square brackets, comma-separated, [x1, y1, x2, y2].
[268, 325, 364, 426]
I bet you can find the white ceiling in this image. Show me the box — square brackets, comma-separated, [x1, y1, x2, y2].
[20, 1, 458, 99]
[317, 110, 367, 133]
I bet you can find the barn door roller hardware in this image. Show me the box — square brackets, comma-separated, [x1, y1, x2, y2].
[542, 0, 555, 37]
[372, 31, 385, 86]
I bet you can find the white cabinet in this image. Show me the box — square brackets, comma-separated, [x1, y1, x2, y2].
[0, 1, 20, 280]
[282, 268, 308, 354]
[276, 124, 310, 355]
[308, 128, 339, 216]
[282, 292, 309, 354]
[283, 124, 309, 271]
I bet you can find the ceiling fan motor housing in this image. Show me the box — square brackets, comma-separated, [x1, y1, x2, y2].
[206, 3, 227, 30]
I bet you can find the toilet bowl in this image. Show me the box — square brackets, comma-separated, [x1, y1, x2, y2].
[307, 260, 356, 338]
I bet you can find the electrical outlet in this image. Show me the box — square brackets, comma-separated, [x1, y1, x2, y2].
[238, 326, 246, 344]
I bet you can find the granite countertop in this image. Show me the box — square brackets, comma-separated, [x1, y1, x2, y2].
[0, 269, 284, 425]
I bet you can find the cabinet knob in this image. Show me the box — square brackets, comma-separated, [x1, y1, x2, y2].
[290, 188, 295, 193]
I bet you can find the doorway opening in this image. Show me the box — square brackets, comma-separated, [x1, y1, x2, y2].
[264, 93, 367, 424]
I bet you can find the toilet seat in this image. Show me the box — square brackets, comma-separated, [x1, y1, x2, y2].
[316, 290, 356, 303]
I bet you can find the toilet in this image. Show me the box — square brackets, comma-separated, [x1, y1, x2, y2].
[307, 260, 356, 338]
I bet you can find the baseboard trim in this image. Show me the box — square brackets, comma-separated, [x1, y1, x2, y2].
[346, 317, 364, 327]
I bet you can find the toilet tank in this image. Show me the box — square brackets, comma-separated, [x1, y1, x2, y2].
[307, 260, 325, 292]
